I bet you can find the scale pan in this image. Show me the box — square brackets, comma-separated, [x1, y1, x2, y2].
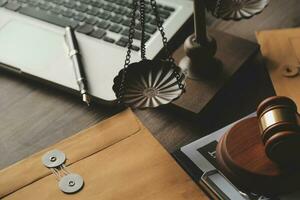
[113, 59, 185, 109]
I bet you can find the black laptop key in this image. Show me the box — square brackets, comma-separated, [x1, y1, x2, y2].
[121, 28, 129, 37]
[79, 0, 91, 3]
[109, 24, 122, 33]
[135, 23, 154, 34]
[120, 9, 131, 16]
[76, 24, 94, 34]
[28, 0, 38, 6]
[145, 24, 156, 34]
[116, 37, 130, 48]
[86, 17, 98, 25]
[75, 4, 88, 12]
[134, 30, 142, 40]
[158, 10, 171, 19]
[164, 5, 175, 12]
[127, 3, 134, 9]
[119, 37, 129, 43]
[157, 3, 164, 8]
[134, 31, 150, 42]
[122, 19, 131, 27]
[98, 11, 111, 20]
[145, 5, 152, 13]
[116, 40, 127, 48]
[62, 10, 74, 18]
[131, 45, 140, 51]
[73, 13, 86, 22]
[110, 15, 123, 24]
[144, 15, 153, 23]
[91, 1, 103, 8]
[115, 7, 127, 15]
[39, 3, 52, 11]
[135, 24, 142, 31]
[90, 29, 106, 39]
[104, 0, 114, 3]
[50, 7, 63, 15]
[150, 18, 164, 26]
[5, 2, 20, 11]
[97, 21, 110, 29]
[63, 1, 76, 9]
[19, 7, 78, 28]
[87, 7, 99, 16]
[52, 0, 64, 5]
[103, 36, 115, 43]
[115, 0, 127, 7]
[0, 0, 7, 7]
[102, 4, 115, 12]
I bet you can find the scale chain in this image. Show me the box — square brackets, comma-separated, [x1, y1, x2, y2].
[150, 0, 185, 89]
[118, 0, 185, 104]
[118, 0, 138, 103]
[139, 0, 147, 60]
[213, 0, 222, 18]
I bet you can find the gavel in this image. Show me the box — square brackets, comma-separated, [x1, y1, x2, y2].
[257, 96, 300, 165]
[216, 96, 300, 195]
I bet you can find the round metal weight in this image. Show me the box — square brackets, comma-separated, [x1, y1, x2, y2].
[58, 173, 84, 194]
[281, 64, 299, 77]
[42, 149, 66, 168]
[113, 59, 185, 108]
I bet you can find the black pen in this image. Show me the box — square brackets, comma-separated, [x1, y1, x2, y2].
[64, 26, 90, 106]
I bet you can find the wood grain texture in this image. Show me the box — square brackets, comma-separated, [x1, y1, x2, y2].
[0, 0, 299, 171]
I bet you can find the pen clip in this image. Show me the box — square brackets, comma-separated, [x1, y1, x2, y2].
[64, 28, 79, 58]
[68, 49, 79, 57]
[63, 32, 71, 57]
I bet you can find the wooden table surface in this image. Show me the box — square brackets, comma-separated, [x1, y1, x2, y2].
[0, 0, 299, 170]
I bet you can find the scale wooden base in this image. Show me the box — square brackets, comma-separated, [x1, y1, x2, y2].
[216, 117, 300, 195]
[172, 30, 260, 116]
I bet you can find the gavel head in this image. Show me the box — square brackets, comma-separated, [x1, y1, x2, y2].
[257, 96, 300, 166]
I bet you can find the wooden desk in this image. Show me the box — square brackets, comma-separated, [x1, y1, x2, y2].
[0, 0, 299, 171]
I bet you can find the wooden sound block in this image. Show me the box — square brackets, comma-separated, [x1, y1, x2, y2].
[216, 117, 300, 195]
[172, 30, 259, 115]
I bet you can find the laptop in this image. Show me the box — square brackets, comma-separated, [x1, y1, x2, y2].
[0, 0, 193, 104]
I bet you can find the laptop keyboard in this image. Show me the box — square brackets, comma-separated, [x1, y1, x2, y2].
[1, 0, 176, 51]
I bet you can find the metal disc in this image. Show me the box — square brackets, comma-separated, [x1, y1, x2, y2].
[281, 64, 299, 77]
[42, 149, 66, 168]
[209, 0, 270, 20]
[58, 173, 84, 194]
